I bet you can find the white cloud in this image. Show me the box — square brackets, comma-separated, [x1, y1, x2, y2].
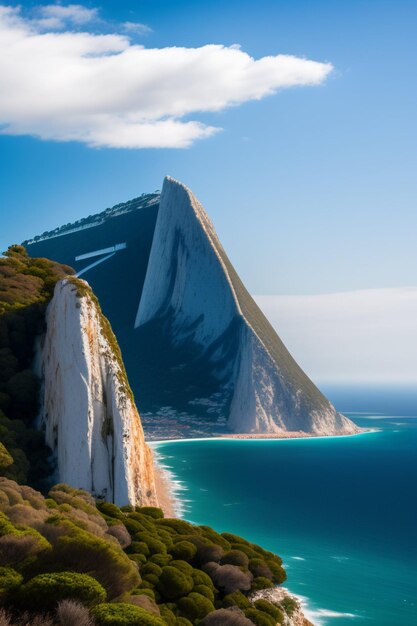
[122, 21, 152, 35]
[254, 288, 417, 383]
[34, 4, 99, 30]
[0, 4, 333, 149]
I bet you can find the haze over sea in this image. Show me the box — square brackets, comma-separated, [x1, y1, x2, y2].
[153, 385, 417, 626]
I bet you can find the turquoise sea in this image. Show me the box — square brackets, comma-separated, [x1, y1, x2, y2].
[153, 385, 417, 626]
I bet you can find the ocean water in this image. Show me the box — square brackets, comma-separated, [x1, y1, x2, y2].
[153, 385, 417, 626]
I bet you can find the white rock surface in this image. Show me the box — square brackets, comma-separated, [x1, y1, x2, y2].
[136, 177, 359, 436]
[38, 279, 158, 506]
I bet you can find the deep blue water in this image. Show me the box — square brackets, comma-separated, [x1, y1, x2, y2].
[153, 385, 417, 626]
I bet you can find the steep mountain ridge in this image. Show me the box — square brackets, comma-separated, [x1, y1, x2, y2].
[137, 177, 358, 435]
[37, 278, 159, 506]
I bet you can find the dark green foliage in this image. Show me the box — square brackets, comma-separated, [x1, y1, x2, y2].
[248, 559, 273, 580]
[177, 592, 215, 621]
[244, 608, 276, 626]
[158, 519, 200, 536]
[149, 553, 172, 567]
[193, 585, 214, 602]
[220, 550, 249, 568]
[251, 577, 274, 591]
[170, 540, 197, 561]
[20, 571, 106, 609]
[254, 599, 284, 623]
[0, 566, 23, 601]
[222, 591, 250, 610]
[169, 560, 193, 576]
[93, 602, 166, 625]
[139, 507, 164, 520]
[0, 246, 73, 489]
[280, 595, 298, 616]
[157, 567, 193, 600]
[52, 527, 140, 598]
[97, 501, 126, 521]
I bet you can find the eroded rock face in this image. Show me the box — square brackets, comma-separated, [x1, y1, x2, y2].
[136, 177, 359, 436]
[38, 278, 158, 506]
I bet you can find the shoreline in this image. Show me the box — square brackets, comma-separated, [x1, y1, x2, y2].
[149, 427, 377, 446]
[152, 446, 188, 518]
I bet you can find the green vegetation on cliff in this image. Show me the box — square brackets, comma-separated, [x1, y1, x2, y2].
[0, 246, 74, 489]
[0, 479, 291, 625]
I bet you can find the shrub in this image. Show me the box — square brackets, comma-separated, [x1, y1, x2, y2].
[254, 599, 284, 622]
[126, 595, 160, 615]
[193, 585, 215, 602]
[139, 507, 164, 520]
[169, 560, 193, 576]
[135, 534, 167, 556]
[201, 608, 253, 625]
[106, 525, 131, 548]
[56, 599, 94, 626]
[199, 527, 231, 551]
[169, 541, 197, 562]
[178, 592, 215, 621]
[128, 541, 150, 556]
[251, 577, 274, 591]
[96, 502, 125, 521]
[222, 591, 250, 610]
[0, 567, 23, 601]
[149, 553, 172, 567]
[230, 544, 258, 559]
[266, 560, 286, 584]
[220, 550, 249, 568]
[141, 562, 163, 579]
[157, 519, 200, 536]
[20, 572, 106, 610]
[280, 595, 298, 617]
[157, 566, 193, 601]
[0, 444, 13, 470]
[207, 564, 253, 595]
[244, 608, 276, 626]
[53, 528, 140, 598]
[92, 603, 165, 626]
[191, 569, 214, 590]
[248, 559, 273, 580]
[176, 618, 193, 626]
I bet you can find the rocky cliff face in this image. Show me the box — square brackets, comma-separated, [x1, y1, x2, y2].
[37, 278, 158, 506]
[136, 177, 358, 436]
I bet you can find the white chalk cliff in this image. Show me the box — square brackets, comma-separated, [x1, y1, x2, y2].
[38, 278, 158, 506]
[136, 177, 359, 436]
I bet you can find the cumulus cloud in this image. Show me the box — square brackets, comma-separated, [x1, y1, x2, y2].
[254, 288, 417, 383]
[0, 4, 332, 148]
[33, 4, 99, 30]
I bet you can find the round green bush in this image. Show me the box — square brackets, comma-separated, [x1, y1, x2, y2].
[251, 576, 274, 591]
[176, 618, 193, 626]
[92, 602, 165, 625]
[157, 566, 193, 601]
[221, 550, 250, 568]
[199, 527, 231, 551]
[136, 533, 167, 556]
[248, 559, 273, 579]
[178, 592, 215, 621]
[244, 608, 276, 626]
[159, 604, 177, 625]
[0, 566, 23, 601]
[156, 528, 174, 548]
[149, 553, 172, 567]
[21, 572, 106, 609]
[169, 540, 197, 561]
[128, 541, 150, 556]
[170, 560, 193, 576]
[191, 569, 214, 590]
[96, 502, 125, 521]
[193, 584, 215, 602]
[133, 587, 155, 601]
[230, 544, 258, 559]
[138, 507, 164, 520]
[129, 554, 147, 566]
[157, 519, 200, 536]
[222, 591, 250, 610]
[141, 562, 163, 578]
[266, 559, 286, 584]
[254, 599, 284, 622]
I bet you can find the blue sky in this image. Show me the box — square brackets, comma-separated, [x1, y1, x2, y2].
[0, 1, 416, 381]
